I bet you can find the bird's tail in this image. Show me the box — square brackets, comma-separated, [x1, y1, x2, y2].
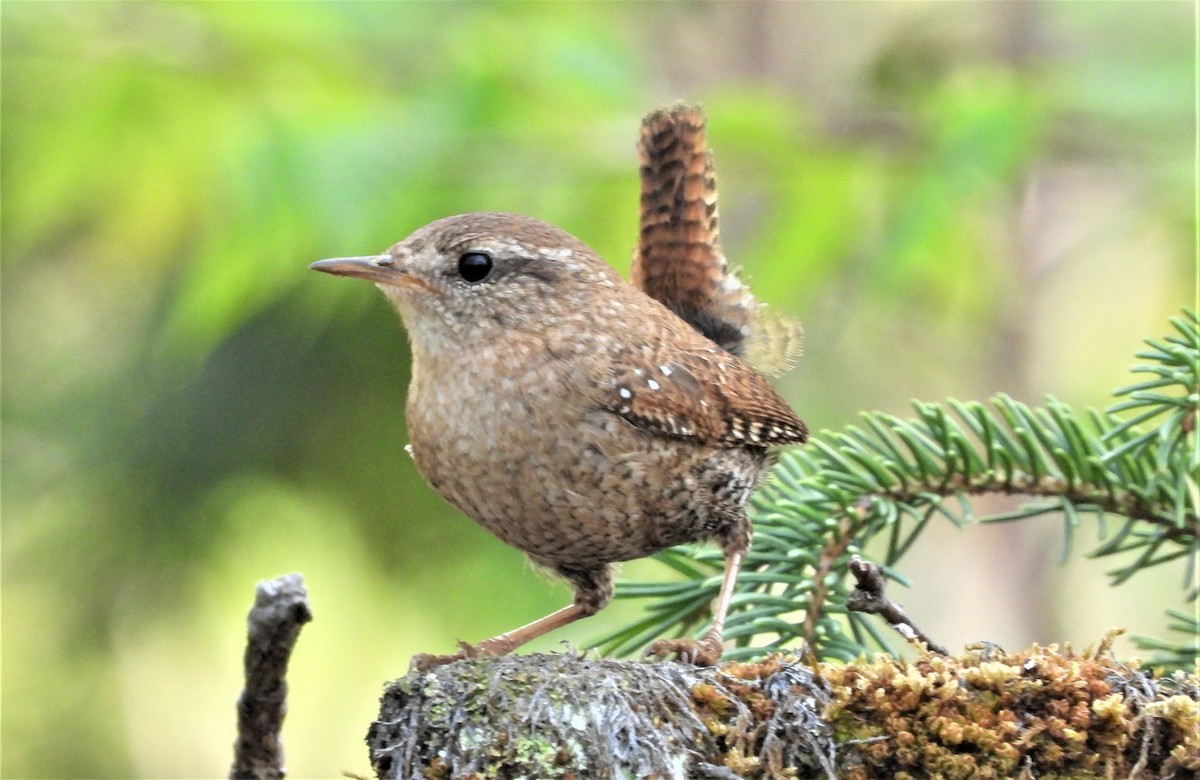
[632, 103, 757, 357]
[633, 104, 802, 377]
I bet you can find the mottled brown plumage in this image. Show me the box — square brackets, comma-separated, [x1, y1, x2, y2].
[313, 212, 805, 668]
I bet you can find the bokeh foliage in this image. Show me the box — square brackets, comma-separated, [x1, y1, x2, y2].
[2, 2, 1192, 777]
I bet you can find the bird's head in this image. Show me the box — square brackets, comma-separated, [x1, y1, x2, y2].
[311, 212, 621, 344]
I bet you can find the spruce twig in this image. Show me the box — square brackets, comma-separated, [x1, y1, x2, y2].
[597, 310, 1199, 668]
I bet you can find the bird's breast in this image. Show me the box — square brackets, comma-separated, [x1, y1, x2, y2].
[401, 325, 767, 568]
[404, 330, 602, 513]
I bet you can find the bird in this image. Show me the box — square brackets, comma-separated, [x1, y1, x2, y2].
[311, 106, 806, 669]
[311, 211, 806, 669]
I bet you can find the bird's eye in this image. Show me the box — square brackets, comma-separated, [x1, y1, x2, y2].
[457, 252, 493, 283]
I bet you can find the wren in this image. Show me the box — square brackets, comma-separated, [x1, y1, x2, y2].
[312, 212, 806, 667]
[313, 109, 805, 668]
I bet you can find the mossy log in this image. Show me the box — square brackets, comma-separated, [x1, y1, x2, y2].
[367, 646, 1199, 779]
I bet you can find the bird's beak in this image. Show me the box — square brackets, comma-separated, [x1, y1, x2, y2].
[310, 255, 438, 294]
[310, 255, 399, 284]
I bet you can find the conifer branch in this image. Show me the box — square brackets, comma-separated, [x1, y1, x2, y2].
[595, 310, 1199, 668]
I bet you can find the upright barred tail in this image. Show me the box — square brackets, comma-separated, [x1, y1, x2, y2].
[632, 104, 758, 357]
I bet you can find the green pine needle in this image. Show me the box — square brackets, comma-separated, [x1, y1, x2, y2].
[595, 309, 1198, 670]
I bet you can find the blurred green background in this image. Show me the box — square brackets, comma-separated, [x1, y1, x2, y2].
[2, 2, 1192, 777]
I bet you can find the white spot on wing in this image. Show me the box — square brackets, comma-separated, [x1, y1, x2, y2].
[647, 379, 661, 391]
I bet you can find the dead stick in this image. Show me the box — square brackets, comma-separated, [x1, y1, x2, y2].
[230, 573, 313, 780]
[845, 556, 948, 655]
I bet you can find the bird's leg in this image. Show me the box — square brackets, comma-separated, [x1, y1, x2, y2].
[647, 528, 748, 666]
[469, 603, 589, 656]
[409, 566, 611, 672]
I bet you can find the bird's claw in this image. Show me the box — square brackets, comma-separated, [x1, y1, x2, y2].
[644, 635, 723, 666]
[407, 651, 462, 673]
[408, 640, 498, 673]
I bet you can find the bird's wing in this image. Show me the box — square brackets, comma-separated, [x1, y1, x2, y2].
[605, 348, 807, 448]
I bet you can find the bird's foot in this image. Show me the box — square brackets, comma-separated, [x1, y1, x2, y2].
[408, 640, 502, 673]
[645, 633, 724, 666]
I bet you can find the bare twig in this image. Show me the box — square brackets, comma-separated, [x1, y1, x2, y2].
[802, 511, 863, 647]
[845, 555, 949, 655]
[231, 573, 313, 780]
